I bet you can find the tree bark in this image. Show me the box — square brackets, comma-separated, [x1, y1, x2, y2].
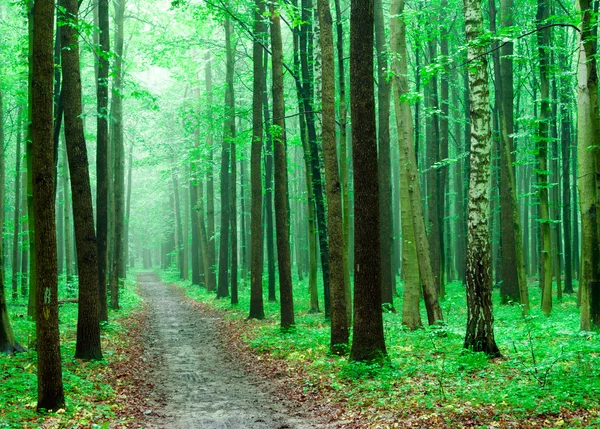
[32, 0, 65, 407]
[96, 0, 109, 323]
[60, 0, 103, 360]
[301, 0, 331, 317]
[374, 0, 394, 309]
[349, 0, 387, 363]
[576, 0, 600, 330]
[317, 0, 348, 350]
[270, 5, 295, 329]
[12, 109, 22, 301]
[536, 0, 553, 316]
[462, 0, 501, 356]
[390, 0, 422, 330]
[217, 19, 234, 299]
[205, 51, 217, 292]
[249, 0, 266, 319]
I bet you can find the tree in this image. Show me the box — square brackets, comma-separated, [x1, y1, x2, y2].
[204, 50, 217, 292]
[462, 0, 501, 357]
[12, 107, 22, 301]
[111, 0, 126, 309]
[317, 0, 348, 351]
[390, 0, 422, 330]
[270, 4, 295, 330]
[374, 0, 394, 309]
[349, 0, 386, 363]
[96, 0, 110, 323]
[0, 74, 23, 354]
[216, 18, 234, 300]
[536, 0, 553, 316]
[249, 0, 266, 320]
[59, 0, 103, 360]
[32, 0, 65, 408]
[576, 0, 600, 331]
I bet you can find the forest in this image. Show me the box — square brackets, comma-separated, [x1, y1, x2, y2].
[0, 0, 599, 427]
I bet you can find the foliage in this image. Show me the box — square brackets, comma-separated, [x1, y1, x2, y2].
[0, 276, 142, 429]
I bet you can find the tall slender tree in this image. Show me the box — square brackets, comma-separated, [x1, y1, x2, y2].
[249, 0, 266, 320]
[96, 0, 110, 322]
[270, 5, 295, 329]
[318, 0, 348, 350]
[462, 0, 501, 356]
[59, 0, 103, 360]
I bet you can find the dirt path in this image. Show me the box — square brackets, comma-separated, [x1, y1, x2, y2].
[138, 272, 332, 429]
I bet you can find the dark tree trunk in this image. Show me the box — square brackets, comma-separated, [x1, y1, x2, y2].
[301, 0, 331, 318]
[96, 0, 110, 323]
[32, 0, 65, 408]
[249, 0, 266, 319]
[349, 0, 387, 363]
[270, 6, 295, 329]
[374, 0, 393, 310]
[60, 0, 103, 361]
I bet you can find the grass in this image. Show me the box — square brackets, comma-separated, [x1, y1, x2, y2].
[0, 273, 142, 429]
[162, 268, 600, 428]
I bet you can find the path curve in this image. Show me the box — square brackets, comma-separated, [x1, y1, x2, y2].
[138, 272, 331, 429]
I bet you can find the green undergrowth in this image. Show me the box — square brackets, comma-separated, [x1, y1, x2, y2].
[1, 272, 142, 429]
[162, 268, 600, 427]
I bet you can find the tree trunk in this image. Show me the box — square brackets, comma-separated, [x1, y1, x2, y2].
[172, 167, 183, 279]
[374, 0, 394, 310]
[205, 51, 217, 292]
[292, 13, 319, 312]
[249, 0, 266, 319]
[301, 0, 331, 317]
[390, 0, 422, 330]
[349, 0, 387, 363]
[559, 44, 574, 294]
[576, 0, 600, 330]
[125, 144, 133, 269]
[112, 0, 126, 296]
[317, 0, 348, 350]
[62, 142, 74, 291]
[12, 109, 22, 302]
[60, 0, 103, 360]
[96, 0, 109, 323]
[334, 0, 352, 321]
[190, 112, 201, 285]
[20, 168, 28, 299]
[26, 0, 36, 320]
[462, 0, 501, 357]
[217, 19, 233, 300]
[263, 49, 277, 303]
[537, 0, 553, 316]
[270, 6, 295, 329]
[32, 0, 65, 407]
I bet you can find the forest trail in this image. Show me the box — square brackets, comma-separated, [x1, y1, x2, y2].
[138, 272, 331, 429]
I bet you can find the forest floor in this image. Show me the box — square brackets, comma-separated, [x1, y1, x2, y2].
[159, 270, 600, 429]
[131, 271, 337, 429]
